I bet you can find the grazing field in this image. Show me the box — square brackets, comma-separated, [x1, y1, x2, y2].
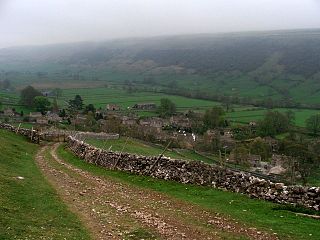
[0, 90, 34, 114]
[58, 87, 221, 111]
[0, 130, 91, 240]
[86, 137, 215, 164]
[227, 108, 320, 127]
[2, 86, 320, 127]
[58, 144, 320, 240]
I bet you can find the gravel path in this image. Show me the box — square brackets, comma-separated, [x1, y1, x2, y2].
[35, 143, 279, 240]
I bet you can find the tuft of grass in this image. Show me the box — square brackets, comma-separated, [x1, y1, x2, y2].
[124, 228, 158, 240]
[0, 130, 91, 240]
[58, 144, 320, 240]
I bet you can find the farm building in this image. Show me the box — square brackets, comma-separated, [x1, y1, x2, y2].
[121, 116, 137, 126]
[170, 115, 191, 129]
[71, 115, 87, 125]
[36, 116, 49, 125]
[3, 108, 15, 117]
[106, 104, 120, 111]
[139, 117, 167, 133]
[29, 112, 43, 122]
[132, 103, 156, 110]
[46, 112, 62, 123]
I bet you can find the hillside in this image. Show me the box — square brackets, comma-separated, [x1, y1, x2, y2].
[0, 130, 91, 239]
[1, 29, 320, 105]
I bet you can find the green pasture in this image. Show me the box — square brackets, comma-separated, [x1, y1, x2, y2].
[58, 87, 220, 110]
[86, 137, 215, 164]
[227, 108, 320, 127]
[0, 130, 91, 240]
[2, 86, 320, 128]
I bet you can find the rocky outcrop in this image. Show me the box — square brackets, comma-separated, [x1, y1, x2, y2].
[67, 136, 320, 211]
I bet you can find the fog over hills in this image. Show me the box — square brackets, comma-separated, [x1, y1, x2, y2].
[1, 29, 320, 76]
[1, 29, 320, 105]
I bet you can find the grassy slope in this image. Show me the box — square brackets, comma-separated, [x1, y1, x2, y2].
[227, 108, 320, 127]
[58, 145, 320, 240]
[0, 130, 91, 240]
[59, 87, 220, 109]
[86, 138, 216, 164]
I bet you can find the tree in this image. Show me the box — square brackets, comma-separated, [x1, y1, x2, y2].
[68, 95, 84, 112]
[203, 106, 225, 129]
[232, 145, 250, 167]
[283, 141, 316, 185]
[249, 138, 271, 161]
[84, 104, 96, 114]
[52, 98, 59, 113]
[34, 96, 51, 113]
[59, 109, 66, 118]
[285, 110, 295, 126]
[258, 111, 289, 136]
[306, 114, 320, 135]
[52, 88, 62, 99]
[157, 98, 176, 117]
[20, 86, 42, 107]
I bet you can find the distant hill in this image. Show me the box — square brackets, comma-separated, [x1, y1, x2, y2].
[1, 29, 320, 106]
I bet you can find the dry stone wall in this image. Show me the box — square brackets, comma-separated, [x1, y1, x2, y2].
[1, 122, 319, 211]
[67, 136, 320, 211]
[0, 123, 39, 142]
[0, 123, 119, 142]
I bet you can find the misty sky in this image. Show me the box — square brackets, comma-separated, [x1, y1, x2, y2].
[0, 0, 320, 48]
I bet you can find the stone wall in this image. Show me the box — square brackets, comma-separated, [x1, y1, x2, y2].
[67, 136, 320, 211]
[0, 123, 119, 142]
[1, 122, 319, 211]
[75, 131, 119, 140]
[0, 123, 40, 143]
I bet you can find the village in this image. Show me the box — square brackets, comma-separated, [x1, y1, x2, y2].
[0, 92, 299, 184]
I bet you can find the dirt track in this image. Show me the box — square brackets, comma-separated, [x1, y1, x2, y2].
[35, 143, 278, 240]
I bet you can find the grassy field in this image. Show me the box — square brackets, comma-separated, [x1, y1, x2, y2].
[227, 108, 320, 127]
[2, 86, 319, 127]
[86, 137, 216, 164]
[58, 144, 320, 240]
[0, 130, 91, 240]
[11, 122, 35, 129]
[58, 87, 320, 127]
[58, 87, 221, 110]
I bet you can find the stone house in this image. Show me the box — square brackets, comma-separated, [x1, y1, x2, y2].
[29, 112, 42, 118]
[36, 116, 49, 125]
[71, 115, 87, 125]
[4, 108, 15, 117]
[106, 104, 120, 111]
[46, 112, 62, 123]
[29, 112, 43, 122]
[249, 121, 257, 127]
[139, 117, 166, 133]
[121, 116, 137, 126]
[169, 115, 191, 129]
[132, 103, 156, 110]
